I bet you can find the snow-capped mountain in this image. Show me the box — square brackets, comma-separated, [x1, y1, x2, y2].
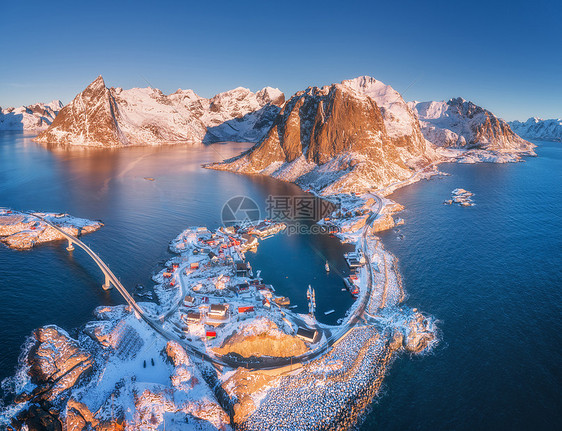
[35, 76, 284, 147]
[408, 98, 535, 155]
[0, 100, 63, 131]
[209, 76, 437, 195]
[509, 117, 562, 142]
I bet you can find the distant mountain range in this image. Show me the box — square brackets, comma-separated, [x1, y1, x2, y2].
[408, 98, 533, 152]
[210, 76, 535, 194]
[2, 75, 543, 194]
[35, 76, 284, 147]
[509, 117, 562, 142]
[0, 101, 62, 131]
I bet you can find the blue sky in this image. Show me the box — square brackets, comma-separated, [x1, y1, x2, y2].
[1, 0, 560, 121]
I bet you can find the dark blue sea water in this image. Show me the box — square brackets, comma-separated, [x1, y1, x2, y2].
[365, 141, 562, 430]
[1, 132, 560, 429]
[0, 132, 353, 386]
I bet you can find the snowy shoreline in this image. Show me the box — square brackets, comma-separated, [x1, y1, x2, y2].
[0, 189, 437, 430]
[0, 210, 103, 250]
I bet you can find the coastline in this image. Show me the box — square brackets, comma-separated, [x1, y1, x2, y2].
[1, 185, 437, 430]
[0, 143, 538, 430]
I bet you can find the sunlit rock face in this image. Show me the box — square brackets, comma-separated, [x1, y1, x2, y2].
[36, 75, 284, 147]
[210, 76, 437, 195]
[409, 98, 536, 154]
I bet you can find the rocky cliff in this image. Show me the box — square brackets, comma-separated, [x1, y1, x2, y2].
[409, 98, 536, 155]
[209, 76, 436, 195]
[7, 306, 231, 431]
[0, 100, 62, 131]
[509, 117, 562, 142]
[35, 76, 284, 147]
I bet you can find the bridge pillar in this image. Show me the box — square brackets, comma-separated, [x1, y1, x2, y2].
[102, 273, 112, 290]
[66, 240, 75, 251]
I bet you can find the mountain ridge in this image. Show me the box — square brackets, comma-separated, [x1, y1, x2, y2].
[35, 76, 284, 147]
[0, 100, 63, 131]
[209, 76, 437, 195]
[509, 117, 562, 142]
[408, 97, 535, 154]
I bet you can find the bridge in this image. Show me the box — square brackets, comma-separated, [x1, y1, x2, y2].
[26, 212, 233, 368]
[25, 194, 384, 371]
[27, 213, 149, 321]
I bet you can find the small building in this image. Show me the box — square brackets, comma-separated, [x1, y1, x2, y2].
[190, 262, 200, 270]
[240, 234, 258, 250]
[255, 284, 275, 292]
[208, 251, 218, 261]
[258, 288, 272, 299]
[238, 306, 254, 314]
[183, 295, 196, 306]
[296, 327, 318, 343]
[208, 303, 229, 320]
[237, 282, 250, 291]
[221, 226, 236, 235]
[273, 296, 290, 307]
[235, 261, 251, 277]
[186, 311, 202, 323]
[206, 330, 217, 340]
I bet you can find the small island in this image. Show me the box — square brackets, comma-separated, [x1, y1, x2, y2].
[443, 188, 475, 207]
[5, 195, 436, 430]
[0, 210, 103, 250]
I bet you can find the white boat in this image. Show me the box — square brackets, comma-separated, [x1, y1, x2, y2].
[325, 260, 330, 272]
[324, 309, 335, 315]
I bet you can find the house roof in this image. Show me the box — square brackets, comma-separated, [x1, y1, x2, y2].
[210, 303, 228, 313]
[296, 327, 317, 341]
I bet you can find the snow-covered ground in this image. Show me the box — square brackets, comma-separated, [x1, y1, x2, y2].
[0, 209, 102, 250]
[1, 194, 436, 430]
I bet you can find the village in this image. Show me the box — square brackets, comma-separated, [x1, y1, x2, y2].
[144, 197, 379, 364]
[0, 194, 437, 430]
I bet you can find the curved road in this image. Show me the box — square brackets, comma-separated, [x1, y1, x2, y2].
[28, 195, 383, 371]
[27, 213, 232, 368]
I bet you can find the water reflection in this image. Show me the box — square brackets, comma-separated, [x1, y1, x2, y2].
[0, 133, 353, 381]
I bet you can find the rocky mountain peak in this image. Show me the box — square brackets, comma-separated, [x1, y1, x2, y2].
[410, 98, 535, 154]
[446, 97, 486, 119]
[87, 75, 106, 92]
[256, 86, 285, 106]
[209, 76, 435, 195]
[35, 77, 284, 147]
